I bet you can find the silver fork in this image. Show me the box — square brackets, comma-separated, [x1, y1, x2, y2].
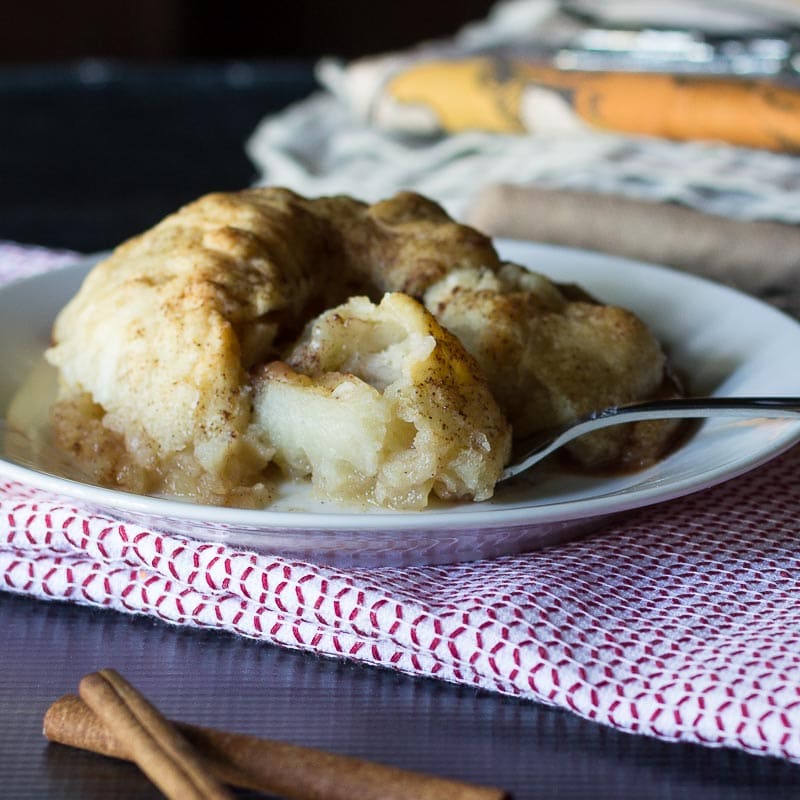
[500, 397, 800, 482]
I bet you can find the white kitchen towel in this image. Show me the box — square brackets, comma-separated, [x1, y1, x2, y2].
[246, 0, 800, 223]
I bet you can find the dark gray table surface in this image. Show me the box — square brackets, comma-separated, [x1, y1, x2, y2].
[2, 61, 800, 799]
[5, 591, 800, 800]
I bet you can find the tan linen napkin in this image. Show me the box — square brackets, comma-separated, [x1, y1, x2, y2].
[466, 184, 800, 315]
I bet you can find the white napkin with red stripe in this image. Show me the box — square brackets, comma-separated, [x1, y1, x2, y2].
[2, 242, 800, 763]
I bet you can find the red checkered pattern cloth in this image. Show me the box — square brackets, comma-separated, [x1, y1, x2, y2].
[2, 242, 800, 763]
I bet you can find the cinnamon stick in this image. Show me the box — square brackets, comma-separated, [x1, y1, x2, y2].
[77, 669, 232, 800]
[44, 693, 509, 800]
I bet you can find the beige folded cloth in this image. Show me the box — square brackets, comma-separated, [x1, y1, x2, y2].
[466, 184, 800, 316]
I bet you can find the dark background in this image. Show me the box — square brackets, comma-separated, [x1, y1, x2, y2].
[2, 1, 494, 62]
[1, 1, 494, 252]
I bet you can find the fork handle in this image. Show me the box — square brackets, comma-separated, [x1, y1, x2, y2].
[501, 396, 800, 481]
[592, 396, 800, 421]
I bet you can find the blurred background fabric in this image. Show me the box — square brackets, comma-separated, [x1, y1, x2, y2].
[245, 0, 800, 224]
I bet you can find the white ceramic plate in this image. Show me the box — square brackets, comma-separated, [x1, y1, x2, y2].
[3, 241, 800, 567]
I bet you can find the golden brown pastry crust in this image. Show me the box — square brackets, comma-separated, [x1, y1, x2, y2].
[44, 188, 507, 507]
[45, 186, 679, 508]
[423, 264, 681, 469]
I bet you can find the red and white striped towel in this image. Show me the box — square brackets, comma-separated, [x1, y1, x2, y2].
[2, 242, 800, 763]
